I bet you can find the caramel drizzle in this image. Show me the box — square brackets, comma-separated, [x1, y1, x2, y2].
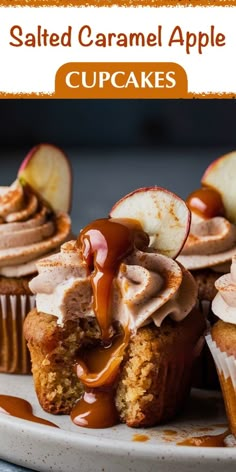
[76, 330, 130, 388]
[186, 187, 225, 220]
[0, 395, 58, 428]
[74, 217, 149, 428]
[77, 217, 148, 340]
[72, 328, 129, 428]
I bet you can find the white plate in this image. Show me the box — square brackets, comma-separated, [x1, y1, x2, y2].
[0, 374, 235, 472]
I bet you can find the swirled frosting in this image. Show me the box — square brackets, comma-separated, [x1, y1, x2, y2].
[212, 256, 236, 324]
[29, 240, 197, 329]
[177, 213, 236, 272]
[0, 181, 71, 277]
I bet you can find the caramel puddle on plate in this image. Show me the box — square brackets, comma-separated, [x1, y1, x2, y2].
[160, 426, 229, 446]
[132, 428, 230, 447]
[0, 395, 59, 428]
[177, 430, 229, 447]
[132, 434, 150, 442]
[163, 429, 178, 436]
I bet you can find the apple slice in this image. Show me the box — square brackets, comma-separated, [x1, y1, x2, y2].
[109, 187, 190, 259]
[201, 151, 236, 224]
[18, 144, 72, 213]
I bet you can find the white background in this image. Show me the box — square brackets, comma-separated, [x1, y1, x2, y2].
[0, 6, 235, 94]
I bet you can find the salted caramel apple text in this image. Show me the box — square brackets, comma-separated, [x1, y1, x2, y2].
[186, 187, 226, 219]
[9, 24, 226, 54]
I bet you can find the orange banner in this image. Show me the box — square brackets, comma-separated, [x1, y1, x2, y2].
[0, 0, 235, 6]
[55, 62, 188, 98]
[0, 2, 234, 98]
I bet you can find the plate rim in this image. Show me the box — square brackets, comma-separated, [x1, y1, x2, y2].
[1, 411, 236, 461]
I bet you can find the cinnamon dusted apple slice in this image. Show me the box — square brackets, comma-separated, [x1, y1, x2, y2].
[109, 187, 190, 259]
[18, 144, 72, 213]
[201, 151, 236, 224]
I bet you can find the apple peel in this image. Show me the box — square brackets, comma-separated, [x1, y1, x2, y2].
[201, 151, 236, 224]
[18, 144, 72, 213]
[110, 187, 191, 259]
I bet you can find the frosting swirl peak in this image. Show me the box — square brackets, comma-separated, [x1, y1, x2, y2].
[29, 239, 197, 331]
[0, 181, 71, 277]
[177, 213, 236, 271]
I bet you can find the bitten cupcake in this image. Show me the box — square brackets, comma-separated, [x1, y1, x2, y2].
[206, 255, 236, 437]
[0, 144, 72, 374]
[24, 187, 206, 428]
[177, 152, 236, 388]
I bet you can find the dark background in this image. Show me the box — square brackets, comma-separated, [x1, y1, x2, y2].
[0, 99, 235, 232]
[0, 99, 236, 149]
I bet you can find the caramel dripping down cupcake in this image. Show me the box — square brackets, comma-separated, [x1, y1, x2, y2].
[25, 187, 206, 427]
[72, 218, 148, 427]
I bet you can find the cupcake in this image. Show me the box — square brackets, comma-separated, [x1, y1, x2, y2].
[178, 151, 236, 307]
[24, 187, 206, 428]
[177, 152, 236, 388]
[0, 144, 72, 374]
[178, 194, 236, 311]
[206, 255, 236, 437]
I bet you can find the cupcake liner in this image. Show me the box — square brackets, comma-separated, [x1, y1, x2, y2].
[206, 333, 236, 436]
[0, 294, 35, 374]
[224, 434, 236, 447]
[206, 334, 236, 387]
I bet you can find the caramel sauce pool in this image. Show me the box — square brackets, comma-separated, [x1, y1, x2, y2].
[163, 429, 178, 436]
[186, 187, 225, 219]
[0, 395, 58, 428]
[132, 434, 150, 442]
[77, 217, 149, 340]
[71, 389, 119, 429]
[178, 430, 229, 447]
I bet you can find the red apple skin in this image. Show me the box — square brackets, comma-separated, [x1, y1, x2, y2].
[18, 145, 38, 173]
[18, 143, 72, 213]
[109, 186, 191, 259]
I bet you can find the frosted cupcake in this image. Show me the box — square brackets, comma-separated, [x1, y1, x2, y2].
[24, 187, 206, 428]
[206, 255, 236, 437]
[177, 153, 236, 388]
[178, 188, 236, 310]
[0, 144, 72, 374]
[178, 151, 236, 307]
